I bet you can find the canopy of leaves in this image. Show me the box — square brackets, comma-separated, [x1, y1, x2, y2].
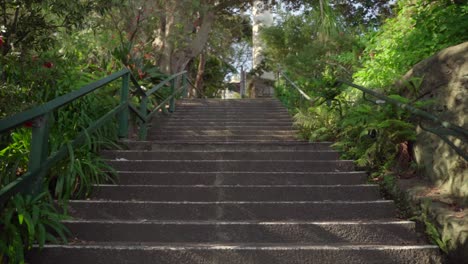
[261, 0, 358, 82]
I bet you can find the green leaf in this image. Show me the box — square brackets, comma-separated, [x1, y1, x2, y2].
[388, 94, 410, 104]
[38, 224, 46, 248]
[23, 214, 36, 241]
[18, 214, 24, 225]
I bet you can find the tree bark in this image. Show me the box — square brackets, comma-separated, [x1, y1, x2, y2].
[194, 50, 207, 98]
[152, 0, 216, 75]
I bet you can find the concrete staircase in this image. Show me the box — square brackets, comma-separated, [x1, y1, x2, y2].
[28, 99, 442, 263]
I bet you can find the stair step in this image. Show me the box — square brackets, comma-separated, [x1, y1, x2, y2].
[147, 140, 306, 144]
[173, 106, 288, 109]
[147, 135, 299, 141]
[164, 118, 293, 121]
[101, 150, 340, 160]
[63, 220, 420, 244]
[168, 114, 292, 118]
[115, 172, 367, 186]
[105, 160, 355, 172]
[158, 120, 293, 124]
[154, 124, 295, 129]
[150, 127, 298, 133]
[171, 107, 287, 109]
[147, 130, 298, 136]
[27, 244, 442, 264]
[67, 200, 397, 221]
[168, 111, 291, 115]
[177, 99, 281, 103]
[120, 141, 334, 151]
[176, 102, 284, 107]
[91, 185, 380, 201]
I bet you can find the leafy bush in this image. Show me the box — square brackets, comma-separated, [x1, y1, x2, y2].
[0, 78, 120, 263]
[333, 95, 416, 170]
[0, 23, 123, 264]
[293, 106, 340, 142]
[270, 0, 466, 172]
[354, 0, 468, 88]
[0, 193, 69, 264]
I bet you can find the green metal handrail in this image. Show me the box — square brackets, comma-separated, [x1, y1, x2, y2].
[0, 68, 189, 205]
[278, 71, 468, 161]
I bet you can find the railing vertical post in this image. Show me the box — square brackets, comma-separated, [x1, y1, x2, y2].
[182, 74, 188, 98]
[169, 79, 176, 113]
[28, 114, 50, 194]
[139, 95, 148, 140]
[118, 73, 130, 138]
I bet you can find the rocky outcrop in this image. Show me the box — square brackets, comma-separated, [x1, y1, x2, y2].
[399, 42, 467, 199]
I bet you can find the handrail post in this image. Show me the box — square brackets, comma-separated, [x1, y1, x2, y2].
[182, 74, 188, 98]
[139, 95, 148, 140]
[28, 114, 50, 194]
[118, 73, 130, 138]
[169, 79, 176, 113]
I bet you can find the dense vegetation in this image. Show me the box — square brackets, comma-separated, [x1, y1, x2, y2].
[0, 1, 251, 262]
[0, 0, 466, 262]
[263, 0, 467, 170]
[263, 0, 466, 254]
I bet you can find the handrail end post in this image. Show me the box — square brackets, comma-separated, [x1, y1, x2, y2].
[28, 114, 50, 195]
[169, 79, 176, 113]
[118, 73, 130, 138]
[138, 96, 148, 141]
[182, 74, 189, 99]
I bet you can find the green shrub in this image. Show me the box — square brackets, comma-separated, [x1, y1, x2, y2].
[0, 193, 69, 263]
[354, 0, 468, 88]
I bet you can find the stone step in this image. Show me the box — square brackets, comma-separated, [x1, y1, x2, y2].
[147, 130, 298, 136]
[149, 126, 296, 131]
[115, 172, 367, 186]
[169, 109, 290, 113]
[63, 220, 420, 244]
[172, 108, 286, 111]
[168, 113, 292, 118]
[171, 110, 290, 115]
[91, 185, 380, 201]
[176, 102, 284, 107]
[153, 123, 295, 129]
[120, 141, 334, 151]
[177, 98, 280, 102]
[176, 101, 284, 106]
[105, 160, 355, 172]
[175, 102, 285, 104]
[146, 135, 299, 141]
[174, 103, 286, 107]
[27, 244, 442, 264]
[164, 114, 293, 122]
[101, 150, 340, 160]
[149, 139, 305, 143]
[67, 200, 396, 221]
[157, 120, 293, 125]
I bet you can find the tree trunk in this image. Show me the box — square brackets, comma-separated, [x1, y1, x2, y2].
[194, 50, 207, 98]
[152, 1, 215, 75]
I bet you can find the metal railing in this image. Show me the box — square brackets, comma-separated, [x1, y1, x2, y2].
[278, 71, 468, 161]
[0, 68, 189, 205]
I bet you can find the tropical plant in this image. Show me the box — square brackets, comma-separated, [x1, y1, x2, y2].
[0, 192, 69, 264]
